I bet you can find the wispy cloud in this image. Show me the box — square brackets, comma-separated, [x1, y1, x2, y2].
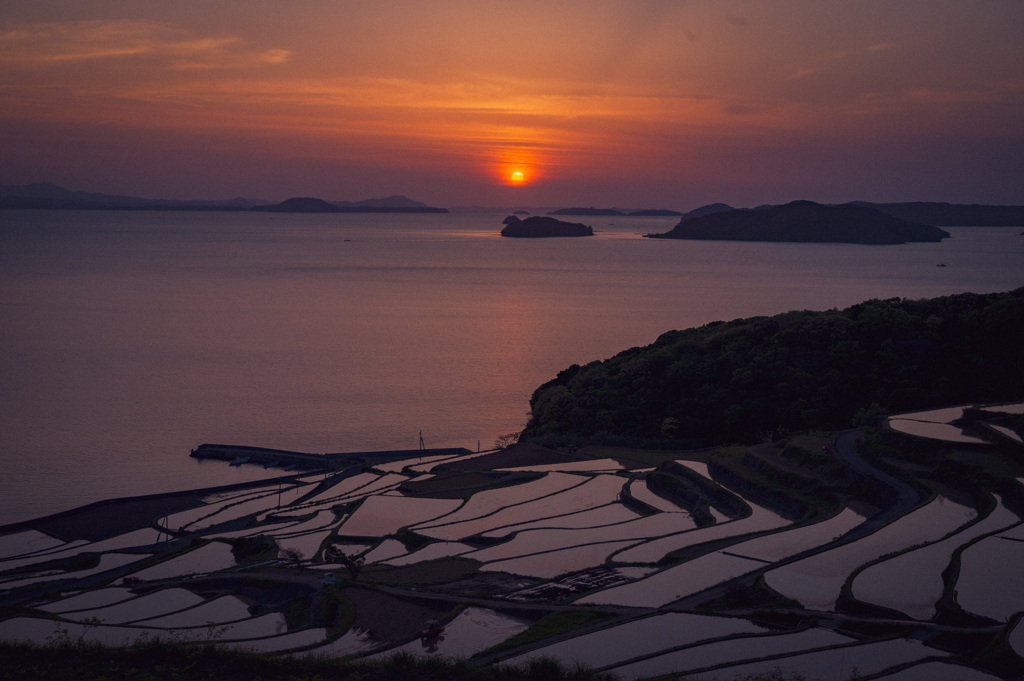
[788, 41, 895, 81]
[259, 49, 292, 65]
[0, 20, 288, 68]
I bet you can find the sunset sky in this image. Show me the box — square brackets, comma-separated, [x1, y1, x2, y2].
[2, 1, 1022, 209]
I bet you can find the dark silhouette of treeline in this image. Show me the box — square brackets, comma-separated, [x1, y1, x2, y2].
[521, 288, 1024, 448]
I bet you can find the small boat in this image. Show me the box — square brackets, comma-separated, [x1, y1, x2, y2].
[282, 464, 296, 471]
[264, 460, 280, 469]
[229, 456, 249, 467]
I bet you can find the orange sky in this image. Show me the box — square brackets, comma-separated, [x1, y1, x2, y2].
[1, 1, 1022, 208]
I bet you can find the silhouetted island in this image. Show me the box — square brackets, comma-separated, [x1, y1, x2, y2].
[500, 215, 594, 238]
[254, 197, 344, 213]
[647, 200, 950, 244]
[253, 196, 448, 213]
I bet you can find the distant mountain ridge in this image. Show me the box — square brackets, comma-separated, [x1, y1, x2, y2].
[0, 182, 264, 210]
[253, 196, 448, 213]
[332, 195, 429, 209]
[0, 183, 447, 213]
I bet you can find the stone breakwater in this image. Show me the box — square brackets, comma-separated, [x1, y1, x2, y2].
[190, 443, 473, 471]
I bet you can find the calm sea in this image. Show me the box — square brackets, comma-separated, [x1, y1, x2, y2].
[1, 209, 1022, 525]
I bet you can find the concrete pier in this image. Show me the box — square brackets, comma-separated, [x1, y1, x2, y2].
[190, 443, 473, 471]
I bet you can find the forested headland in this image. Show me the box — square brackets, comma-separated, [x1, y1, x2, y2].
[521, 288, 1024, 448]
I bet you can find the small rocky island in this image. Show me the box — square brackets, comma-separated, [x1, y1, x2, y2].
[647, 200, 950, 245]
[500, 215, 594, 238]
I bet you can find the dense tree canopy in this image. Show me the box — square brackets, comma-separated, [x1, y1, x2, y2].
[521, 288, 1024, 448]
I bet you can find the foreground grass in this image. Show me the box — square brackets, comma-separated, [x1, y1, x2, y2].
[0, 640, 621, 681]
[0, 639, 828, 681]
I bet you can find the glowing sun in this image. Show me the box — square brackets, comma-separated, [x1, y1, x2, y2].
[509, 170, 526, 184]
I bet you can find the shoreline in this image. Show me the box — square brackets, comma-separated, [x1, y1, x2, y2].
[2, 444, 473, 541]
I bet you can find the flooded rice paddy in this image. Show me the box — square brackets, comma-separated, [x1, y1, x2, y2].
[871, 660, 1003, 681]
[506, 612, 768, 670]
[129, 541, 237, 580]
[886, 405, 1011, 445]
[481, 504, 641, 536]
[612, 499, 789, 565]
[410, 472, 592, 533]
[376, 607, 532, 660]
[887, 419, 990, 443]
[627, 479, 687, 513]
[384, 540, 474, 565]
[657, 637, 947, 681]
[54, 587, 204, 623]
[851, 497, 1020, 620]
[37, 587, 135, 613]
[1011, 618, 1024, 658]
[605, 628, 858, 679]
[134, 595, 253, 627]
[764, 496, 977, 611]
[955, 521, 1024, 621]
[339, 495, 462, 536]
[0, 530, 67, 557]
[272, 529, 337, 559]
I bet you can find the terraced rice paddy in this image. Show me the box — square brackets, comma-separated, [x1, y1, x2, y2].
[375, 607, 532, 660]
[506, 612, 768, 670]
[611, 499, 789, 565]
[764, 496, 977, 611]
[2, 410, 1023, 679]
[649, 637, 947, 681]
[851, 497, 1019, 620]
[955, 521, 1024, 621]
[871, 660, 1003, 681]
[339, 495, 462, 536]
[1010, 618, 1024, 658]
[0, 530, 77, 558]
[887, 406, 990, 444]
[128, 541, 237, 580]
